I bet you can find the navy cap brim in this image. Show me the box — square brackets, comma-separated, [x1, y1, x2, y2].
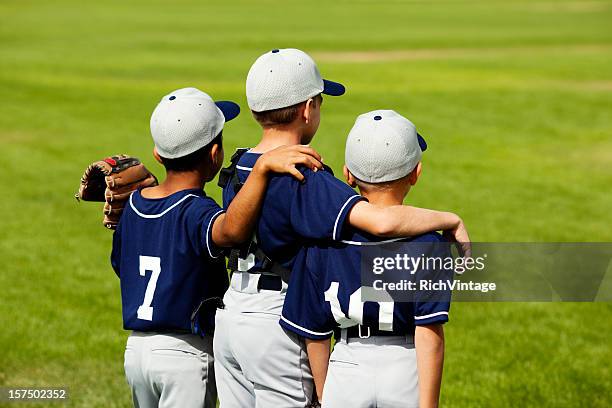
[322, 79, 345, 96]
[215, 101, 240, 122]
[417, 133, 427, 152]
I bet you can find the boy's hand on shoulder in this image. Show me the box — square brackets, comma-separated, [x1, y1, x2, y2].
[254, 145, 323, 182]
[215, 145, 322, 247]
[443, 216, 472, 258]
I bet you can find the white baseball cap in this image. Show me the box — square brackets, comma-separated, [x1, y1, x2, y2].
[246, 48, 345, 112]
[345, 110, 428, 183]
[150, 87, 240, 159]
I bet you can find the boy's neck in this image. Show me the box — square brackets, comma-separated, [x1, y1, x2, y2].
[141, 171, 204, 199]
[359, 189, 406, 207]
[251, 126, 303, 153]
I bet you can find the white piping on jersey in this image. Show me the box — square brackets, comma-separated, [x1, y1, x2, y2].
[332, 195, 363, 241]
[414, 311, 449, 320]
[129, 193, 199, 218]
[206, 210, 225, 259]
[340, 237, 408, 246]
[280, 315, 334, 337]
[236, 165, 253, 172]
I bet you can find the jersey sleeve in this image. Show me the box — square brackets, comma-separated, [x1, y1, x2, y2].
[414, 300, 450, 325]
[186, 198, 225, 259]
[289, 170, 365, 241]
[281, 255, 335, 339]
[414, 233, 452, 326]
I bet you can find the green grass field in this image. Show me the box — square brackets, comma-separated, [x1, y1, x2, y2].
[1, 0, 611, 406]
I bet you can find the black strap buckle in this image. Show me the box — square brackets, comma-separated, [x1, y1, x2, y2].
[190, 297, 224, 337]
[218, 148, 248, 189]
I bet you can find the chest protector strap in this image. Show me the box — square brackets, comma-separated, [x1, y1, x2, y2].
[218, 148, 292, 283]
[218, 148, 249, 194]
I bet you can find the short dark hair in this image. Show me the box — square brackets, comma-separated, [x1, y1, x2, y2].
[160, 132, 222, 172]
[251, 103, 301, 127]
[251, 94, 322, 127]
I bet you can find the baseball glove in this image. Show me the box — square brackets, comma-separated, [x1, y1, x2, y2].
[76, 155, 158, 229]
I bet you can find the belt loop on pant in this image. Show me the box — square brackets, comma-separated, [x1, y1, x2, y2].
[358, 325, 370, 339]
[340, 328, 348, 343]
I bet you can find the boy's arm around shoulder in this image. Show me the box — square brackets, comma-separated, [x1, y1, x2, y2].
[347, 201, 471, 256]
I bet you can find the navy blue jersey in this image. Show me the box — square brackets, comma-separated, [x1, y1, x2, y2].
[280, 229, 452, 339]
[111, 188, 229, 333]
[222, 150, 365, 272]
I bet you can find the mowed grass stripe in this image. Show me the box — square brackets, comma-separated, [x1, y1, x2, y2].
[313, 43, 612, 63]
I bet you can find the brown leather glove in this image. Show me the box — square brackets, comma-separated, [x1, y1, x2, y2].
[76, 155, 158, 229]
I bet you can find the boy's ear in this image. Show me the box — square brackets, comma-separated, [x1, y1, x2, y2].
[153, 147, 163, 164]
[303, 98, 314, 124]
[343, 164, 357, 187]
[209, 142, 221, 165]
[408, 162, 422, 186]
[209, 142, 218, 159]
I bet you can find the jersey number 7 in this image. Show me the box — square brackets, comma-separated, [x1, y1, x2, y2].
[137, 256, 161, 321]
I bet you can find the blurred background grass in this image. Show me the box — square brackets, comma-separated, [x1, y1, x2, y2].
[1, 0, 611, 406]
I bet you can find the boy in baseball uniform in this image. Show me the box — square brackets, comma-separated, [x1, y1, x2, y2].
[214, 49, 469, 407]
[111, 87, 322, 408]
[281, 110, 451, 408]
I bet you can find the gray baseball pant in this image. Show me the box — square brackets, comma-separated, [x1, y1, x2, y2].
[214, 272, 314, 407]
[322, 332, 419, 408]
[123, 331, 216, 408]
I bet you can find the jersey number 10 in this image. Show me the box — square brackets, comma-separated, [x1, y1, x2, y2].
[324, 281, 394, 331]
[137, 256, 161, 321]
